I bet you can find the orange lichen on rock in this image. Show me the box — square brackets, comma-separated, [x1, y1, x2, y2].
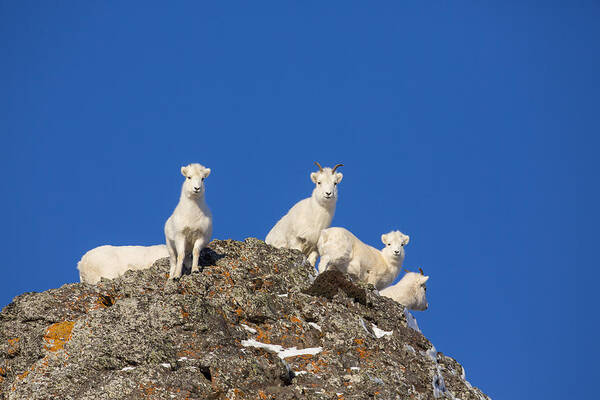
[177, 349, 201, 359]
[6, 338, 20, 357]
[356, 346, 370, 359]
[180, 306, 190, 319]
[95, 293, 115, 309]
[138, 381, 157, 397]
[43, 321, 75, 352]
[354, 339, 371, 359]
[255, 327, 271, 344]
[17, 370, 29, 380]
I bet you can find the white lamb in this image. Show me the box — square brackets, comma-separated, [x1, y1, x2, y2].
[317, 228, 409, 290]
[164, 163, 213, 280]
[77, 244, 169, 284]
[265, 162, 343, 266]
[380, 270, 429, 311]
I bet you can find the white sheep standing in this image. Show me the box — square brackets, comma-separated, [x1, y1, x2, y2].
[164, 163, 213, 280]
[265, 162, 343, 266]
[380, 269, 429, 311]
[77, 244, 169, 284]
[317, 228, 409, 290]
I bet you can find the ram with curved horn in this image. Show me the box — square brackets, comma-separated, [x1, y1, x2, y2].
[265, 162, 344, 266]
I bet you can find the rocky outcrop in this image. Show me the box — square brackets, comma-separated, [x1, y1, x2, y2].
[0, 238, 489, 399]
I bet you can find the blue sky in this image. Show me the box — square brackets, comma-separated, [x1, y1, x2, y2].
[1, 2, 598, 398]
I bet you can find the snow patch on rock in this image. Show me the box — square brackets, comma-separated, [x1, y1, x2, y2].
[371, 323, 393, 338]
[404, 308, 421, 333]
[241, 323, 257, 334]
[308, 322, 322, 331]
[241, 339, 323, 359]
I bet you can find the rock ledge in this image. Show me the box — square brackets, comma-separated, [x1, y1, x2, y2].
[0, 238, 489, 399]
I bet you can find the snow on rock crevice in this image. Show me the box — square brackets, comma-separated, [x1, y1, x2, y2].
[241, 339, 323, 359]
[404, 308, 421, 333]
[308, 322, 322, 331]
[371, 323, 393, 339]
[241, 323, 257, 334]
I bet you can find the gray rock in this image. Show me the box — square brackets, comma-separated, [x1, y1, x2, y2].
[0, 238, 490, 399]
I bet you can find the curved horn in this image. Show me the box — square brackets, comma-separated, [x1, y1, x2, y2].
[314, 161, 323, 172]
[404, 268, 411, 274]
[331, 163, 344, 173]
[418, 267, 424, 276]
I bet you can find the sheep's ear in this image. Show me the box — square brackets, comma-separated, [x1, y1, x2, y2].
[311, 172, 319, 183]
[203, 168, 211, 178]
[335, 172, 343, 184]
[422, 275, 430, 283]
[404, 235, 410, 245]
[381, 234, 388, 244]
[181, 166, 188, 177]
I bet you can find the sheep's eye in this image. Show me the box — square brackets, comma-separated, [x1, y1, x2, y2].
[187, 176, 191, 180]
[317, 181, 321, 185]
[387, 243, 391, 246]
[201, 177, 205, 181]
[334, 182, 337, 185]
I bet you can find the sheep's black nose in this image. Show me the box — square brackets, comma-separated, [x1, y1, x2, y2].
[194, 187, 200, 191]
[325, 192, 332, 196]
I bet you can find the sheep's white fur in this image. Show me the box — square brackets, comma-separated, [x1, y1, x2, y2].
[380, 271, 429, 311]
[77, 244, 169, 284]
[317, 228, 409, 290]
[265, 163, 343, 266]
[164, 163, 213, 279]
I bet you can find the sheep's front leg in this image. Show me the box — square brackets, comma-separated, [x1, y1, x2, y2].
[307, 250, 319, 267]
[166, 239, 177, 279]
[317, 255, 330, 274]
[191, 238, 208, 273]
[170, 237, 186, 279]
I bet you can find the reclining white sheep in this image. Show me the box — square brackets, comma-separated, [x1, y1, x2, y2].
[77, 244, 169, 284]
[317, 228, 409, 290]
[164, 163, 213, 279]
[380, 269, 429, 311]
[265, 162, 343, 266]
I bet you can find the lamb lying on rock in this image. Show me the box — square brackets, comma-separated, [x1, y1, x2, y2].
[380, 270, 429, 311]
[77, 244, 168, 284]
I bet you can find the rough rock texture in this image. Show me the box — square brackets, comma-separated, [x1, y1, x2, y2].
[0, 238, 489, 399]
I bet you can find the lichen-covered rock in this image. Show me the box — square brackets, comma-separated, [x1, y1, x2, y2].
[0, 238, 489, 399]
